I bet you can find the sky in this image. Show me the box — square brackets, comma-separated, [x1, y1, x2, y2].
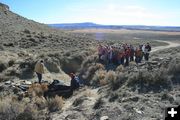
[1, 0, 180, 26]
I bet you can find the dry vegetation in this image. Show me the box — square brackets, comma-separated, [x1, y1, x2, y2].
[0, 3, 180, 120]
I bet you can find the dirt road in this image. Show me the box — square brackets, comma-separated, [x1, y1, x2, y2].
[151, 40, 180, 52]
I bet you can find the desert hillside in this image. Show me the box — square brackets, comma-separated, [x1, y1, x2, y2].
[0, 2, 180, 120]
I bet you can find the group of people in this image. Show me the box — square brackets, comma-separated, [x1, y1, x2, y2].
[34, 42, 151, 87]
[98, 43, 151, 66]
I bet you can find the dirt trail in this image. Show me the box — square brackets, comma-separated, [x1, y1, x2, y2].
[151, 40, 180, 52]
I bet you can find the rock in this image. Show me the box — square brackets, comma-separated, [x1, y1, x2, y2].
[148, 61, 158, 65]
[152, 58, 164, 61]
[18, 85, 29, 91]
[100, 116, 109, 120]
[3, 43, 14, 47]
[5, 80, 11, 85]
[23, 29, 31, 34]
[134, 108, 143, 114]
[24, 81, 32, 85]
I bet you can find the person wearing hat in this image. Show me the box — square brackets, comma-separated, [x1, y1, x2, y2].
[34, 60, 45, 84]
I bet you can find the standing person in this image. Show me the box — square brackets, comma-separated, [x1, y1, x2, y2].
[108, 46, 113, 64]
[98, 44, 103, 61]
[135, 47, 142, 64]
[142, 44, 146, 61]
[144, 43, 151, 61]
[34, 60, 45, 84]
[139, 44, 143, 62]
[125, 47, 130, 66]
[130, 45, 135, 62]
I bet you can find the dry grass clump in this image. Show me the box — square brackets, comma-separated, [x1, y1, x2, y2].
[28, 83, 48, 97]
[46, 95, 64, 112]
[0, 96, 40, 120]
[0, 96, 24, 120]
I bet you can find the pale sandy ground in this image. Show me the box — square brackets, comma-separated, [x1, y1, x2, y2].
[151, 40, 180, 52]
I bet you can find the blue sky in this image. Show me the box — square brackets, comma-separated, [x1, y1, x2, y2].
[1, 0, 180, 26]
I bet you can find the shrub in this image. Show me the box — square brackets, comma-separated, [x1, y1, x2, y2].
[33, 96, 47, 110]
[73, 97, 85, 107]
[23, 29, 31, 34]
[0, 96, 25, 120]
[0, 61, 8, 72]
[0, 45, 4, 50]
[168, 59, 180, 76]
[127, 69, 171, 93]
[93, 98, 104, 109]
[110, 72, 127, 91]
[109, 92, 119, 102]
[44, 57, 61, 73]
[104, 71, 117, 83]
[46, 95, 64, 112]
[116, 65, 125, 73]
[92, 70, 107, 86]
[81, 63, 105, 85]
[28, 83, 48, 97]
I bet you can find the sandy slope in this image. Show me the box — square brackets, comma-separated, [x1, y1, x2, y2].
[151, 40, 180, 52]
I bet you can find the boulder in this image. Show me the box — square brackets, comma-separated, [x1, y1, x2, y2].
[100, 116, 109, 120]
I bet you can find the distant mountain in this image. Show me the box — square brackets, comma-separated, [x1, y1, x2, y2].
[48, 22, 180, 32]
[49, 22, 100, 29]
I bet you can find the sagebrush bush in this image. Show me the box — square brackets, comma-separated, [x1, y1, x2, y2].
[110, 72, 127, 91]
[105, 71, 117, 83]
[0, 97, 24, 120]
[33, 96, 47, 110]
[93, 98, 104, 109]
[116, 65, 125, 73]
[46, 95, 64, 112]
[0, 96, 39, 120]
[8, 59, 15, 67]
[168, 59, 180, 76]
[127, 68, 171, 93]
[92, 70, 107, 86]
[81, 63, 105, 85]
[0, 61, 8, 72]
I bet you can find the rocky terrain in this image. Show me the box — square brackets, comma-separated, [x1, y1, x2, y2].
[0, 2, 180, 120]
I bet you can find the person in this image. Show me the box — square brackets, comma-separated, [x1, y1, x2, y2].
[125, 47, 130, 66]
[135, 47, 142, 64]
[70, 73, 80, 90]
[144, 43, 151, 61]
[142, 44, 146, 60]
[98, 44, 103, 61]
[34, 60, 45, 84]
[130, 45, 134, 62]
[108, 46, 113, 64]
